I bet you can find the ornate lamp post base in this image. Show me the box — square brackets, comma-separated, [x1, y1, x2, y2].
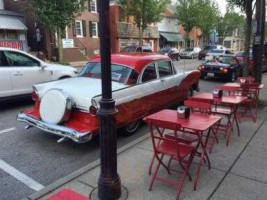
[90, 185, 128, 200]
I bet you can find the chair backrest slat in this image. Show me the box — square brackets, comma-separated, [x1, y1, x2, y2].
[184, 99, 212, 114]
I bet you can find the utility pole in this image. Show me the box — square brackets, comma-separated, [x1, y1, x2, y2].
[94, 0, 122, 199]
[253, 0, 265, 83]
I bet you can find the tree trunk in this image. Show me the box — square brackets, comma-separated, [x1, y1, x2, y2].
[243, 0, 253, 77]
[57, 27, 63, 63]
[139, 26, 143, 45]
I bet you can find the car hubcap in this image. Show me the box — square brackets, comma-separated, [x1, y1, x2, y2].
[125, 120, 140, 133]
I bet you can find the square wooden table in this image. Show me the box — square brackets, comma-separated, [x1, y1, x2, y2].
[190, 93, 247, 145]
[144, 109, 221, 190]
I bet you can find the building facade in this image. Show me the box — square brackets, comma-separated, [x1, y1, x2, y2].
[223, 29, 245, 53]
[109, 1, 159, 53]
[158, 5, 184, 51]
[4, 0, 100, 63]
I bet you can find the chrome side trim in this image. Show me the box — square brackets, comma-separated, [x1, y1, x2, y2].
[17, 113, 92, 143]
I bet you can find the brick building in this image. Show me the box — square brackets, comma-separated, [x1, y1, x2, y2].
[109, 1, 159, 53]
[3, 0, 100, 64]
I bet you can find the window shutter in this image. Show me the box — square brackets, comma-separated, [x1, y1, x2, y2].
[96, 0, 100, 13]
[87, 0, 91, 11]
[82, 20, 86, 37]
[89, 21, 93, 37]
[72, 21, 76, 37]
[97, 22, 100, 37]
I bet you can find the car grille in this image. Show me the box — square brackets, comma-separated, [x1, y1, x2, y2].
[205, 66, 220, 72]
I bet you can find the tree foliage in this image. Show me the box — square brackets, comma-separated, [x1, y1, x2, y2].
[216, 9, 245, 44]
[28, 0, 83, 62]
[175, 0, 217, 44]
[119, 0, 170, 44]
[227, 0, 254, 76]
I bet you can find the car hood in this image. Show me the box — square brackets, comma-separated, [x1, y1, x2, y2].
[44, 62, 77, 72]
[35, 77, 127, 112]
[204, 62, 230, 68]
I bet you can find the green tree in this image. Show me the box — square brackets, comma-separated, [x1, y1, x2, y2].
[119, 0, 170, 45]
[196, 0, 218, 44]
[28, 0, 82, 62]
[175, 0, 217, 45]
[175, 0, 199, 43]
[216, 10, 245, 44]
[227, 0, 254, 76]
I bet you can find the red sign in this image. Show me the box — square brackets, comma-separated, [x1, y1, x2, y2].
[0, 41, 23, 50]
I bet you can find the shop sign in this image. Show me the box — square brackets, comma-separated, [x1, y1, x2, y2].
[0, 40, 23, 50]
[62, 39, 74, 48]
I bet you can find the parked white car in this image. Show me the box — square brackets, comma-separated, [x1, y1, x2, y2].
[205, 49, 233, 61]
[0, 48, 77, 99]
[180, 47, 201, 59]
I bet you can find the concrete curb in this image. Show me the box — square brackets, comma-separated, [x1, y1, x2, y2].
[27, 133, 150, 200]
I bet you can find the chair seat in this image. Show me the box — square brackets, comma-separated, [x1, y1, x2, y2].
[212, 107, 232, 115]
[157, 141, 194, 159]
[165, 132, 198, 144]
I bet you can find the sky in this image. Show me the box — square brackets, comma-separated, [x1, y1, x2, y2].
[172, 0, 242, 16]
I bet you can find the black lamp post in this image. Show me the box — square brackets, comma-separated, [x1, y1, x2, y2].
[97, 0, 121, 199]
[253, 0, 265, 83]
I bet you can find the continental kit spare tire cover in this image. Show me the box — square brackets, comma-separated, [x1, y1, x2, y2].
[40, 89, 73, 124]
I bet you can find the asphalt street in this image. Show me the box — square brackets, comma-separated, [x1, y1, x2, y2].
[0, 58, 226, 200]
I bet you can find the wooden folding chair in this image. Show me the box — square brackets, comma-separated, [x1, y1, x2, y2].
[147, 119, 196, 200]
[237, 76, 255, 84]
[237, 83, 260, 123]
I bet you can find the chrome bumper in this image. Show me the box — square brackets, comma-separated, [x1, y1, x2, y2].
[17, 113, 92, 143]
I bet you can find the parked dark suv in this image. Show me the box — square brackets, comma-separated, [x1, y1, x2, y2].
[198, 45, 226, 60]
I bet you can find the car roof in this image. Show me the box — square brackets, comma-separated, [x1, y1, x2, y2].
[91, 53, 170, 73]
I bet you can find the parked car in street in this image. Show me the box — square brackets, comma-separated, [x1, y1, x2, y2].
[205, 49, 233, 61]
[121, 45, 153, 53]
[0, 48, 77, 100]
[198, 55, 242, 82]
[180, 47, 201, 59]
[159, 47, 180, 61]
[17, 53, 200, 143]
[198, 45, 226, 60]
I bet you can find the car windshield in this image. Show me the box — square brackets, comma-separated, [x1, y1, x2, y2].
[79, 62, 139, 85]
[185, 48, 193, 52]
[210, 50, 224, 53]
[121, 46, 136, 53]
[236, 52, 244, 57]
[207, 56, 234, 64]
[160, 48, 170, 53]
[204, 46, 216, 50]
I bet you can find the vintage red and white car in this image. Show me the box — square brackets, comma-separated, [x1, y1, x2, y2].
[17, 53, 200, 143]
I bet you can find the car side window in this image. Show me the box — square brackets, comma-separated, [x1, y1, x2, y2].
[136, 47, 142, 52]
[142, 63, 157, 83]
[0, 51, 8, 67]
[158, 61, 173, 78]
[4, 51, 40, 67]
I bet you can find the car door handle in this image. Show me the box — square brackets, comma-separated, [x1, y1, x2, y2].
[160, 79, 165, 83]
[13, 72, 23, 76]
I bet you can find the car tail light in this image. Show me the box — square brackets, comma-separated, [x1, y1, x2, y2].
[198, 65, 205, 70]
[89, 106, 98, 116]
[31, 91, 39, 101]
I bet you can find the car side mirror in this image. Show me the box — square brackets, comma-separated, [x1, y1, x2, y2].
[40, 64, 47, 70]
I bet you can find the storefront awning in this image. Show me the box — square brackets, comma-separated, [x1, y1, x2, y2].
[0, 15, 27, 30]
[160, 32, 184, 42]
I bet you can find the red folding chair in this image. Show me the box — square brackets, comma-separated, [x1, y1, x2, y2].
[147, 119, 196, 200]
[237, 76, 255, 84]
[237, 83, 260, 123]
[212, 86, 241, 145]
[184, 100, 220, 153]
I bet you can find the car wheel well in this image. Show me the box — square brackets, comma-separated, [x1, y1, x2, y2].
[58, 76, 71, 80]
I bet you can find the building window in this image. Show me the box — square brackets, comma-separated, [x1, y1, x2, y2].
[90, 0, 97, 13]
[6, 30, 17, 39]
[0, 30, 4, 39]
[75, 20, 83, 37]
[91, 22, 98, 37]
